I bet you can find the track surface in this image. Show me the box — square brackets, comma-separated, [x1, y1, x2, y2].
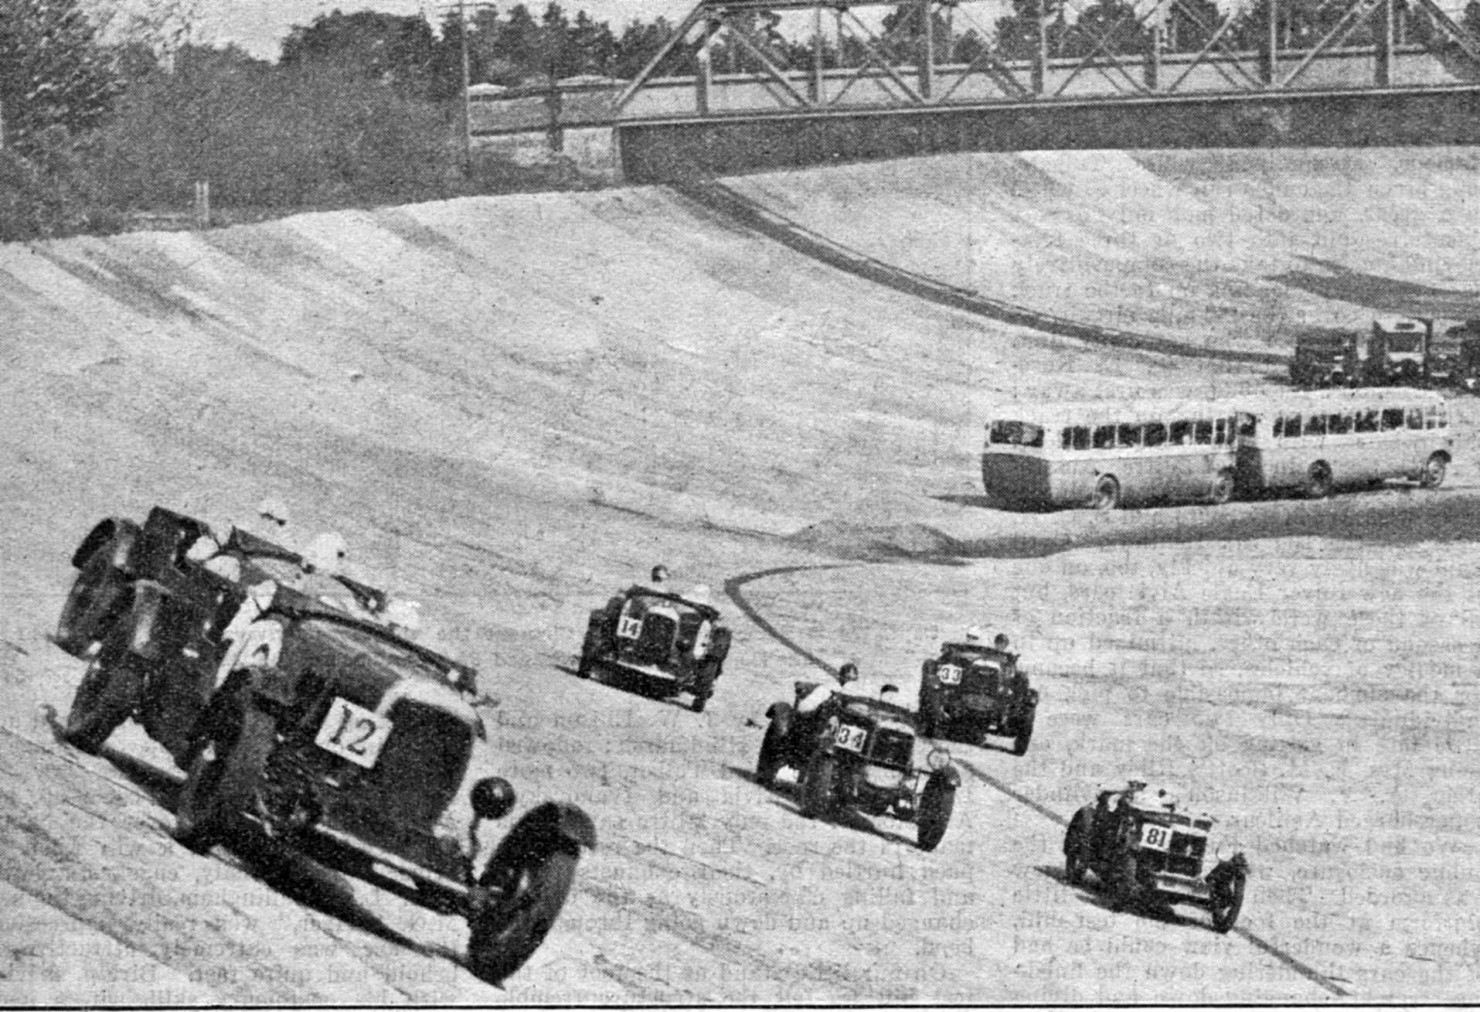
[3, 148, 1480, 1002]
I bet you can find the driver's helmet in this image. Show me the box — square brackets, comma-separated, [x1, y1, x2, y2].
[993, 633, 1011, 651]
[257, 497, 291, 528]
[650, 564, 669, 584]
[837, 662, 859, 685]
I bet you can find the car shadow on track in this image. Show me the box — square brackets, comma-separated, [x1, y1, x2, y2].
[43, 708, 448, 964]
[551, 663, 697, 712]
[722, 764, 918, 849]
[1033, 864, 1207, 929]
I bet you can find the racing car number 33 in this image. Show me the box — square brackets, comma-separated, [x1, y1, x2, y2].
[315, 697, 394, 769]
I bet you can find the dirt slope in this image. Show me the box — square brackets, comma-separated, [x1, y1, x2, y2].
[0, 148, 1477, 1002]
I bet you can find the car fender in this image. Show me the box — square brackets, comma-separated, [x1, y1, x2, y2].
[500, 801, 598, 857]
[71, 517, 141, 572]
[927, 766, 961, 790]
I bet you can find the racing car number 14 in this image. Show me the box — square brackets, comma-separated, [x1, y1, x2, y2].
[315, 696, 394, 769]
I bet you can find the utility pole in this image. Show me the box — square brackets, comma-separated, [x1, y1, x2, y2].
[460, 0, 473, 175]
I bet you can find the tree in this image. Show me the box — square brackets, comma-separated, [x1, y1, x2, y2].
[280, 10, 438, 96]
[0, 0, 120, 151]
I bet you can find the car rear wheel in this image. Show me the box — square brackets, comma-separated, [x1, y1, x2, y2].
[174, 702, 275, 853]
[1064, 809, 1091, 886]
[1090, 475, 1120, 511]
[1420, 453, 1448, 489]
[799, 753, 837, 820]
[916, 777, 955, 852]
[1305, 462, 1333, 499]
[62, 637, 143, 755]
[468, 843, 579, 985]
[1210, 867, 1247, 934]
[1012, 711, 1035, 757]
[55, 547, 128, 657]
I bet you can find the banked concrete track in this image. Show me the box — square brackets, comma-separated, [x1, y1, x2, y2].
[1, 149, 1479, 1002]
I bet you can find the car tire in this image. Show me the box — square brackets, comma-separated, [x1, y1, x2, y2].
[1420, 453, 1448, 489]
[468, 842, 580, 986]
[1210, 866, 1247, 934]
[1012, 710, 1035, 757]
[174, 702, 275, 853]
[916, 777, 955, 852]
[55, 546, 129, 658]
[689, 660, 720, 713]
[1064, 808, 1091, 886]
[1091, 475, 1121, 511]
[799, 753, 837, 820]
[62, 638, 144, 755]
[1305, 462, 1334, 500]
[1111, 852, 1140, 912]
[756, 719, 787, 787]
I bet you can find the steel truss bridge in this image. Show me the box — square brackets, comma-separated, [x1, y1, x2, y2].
[473, 0, 1480, 179]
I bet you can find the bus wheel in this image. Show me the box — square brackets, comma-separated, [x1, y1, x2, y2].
[1419, 453, 1448, 489]
[1304, 463, 1333, 500]
[1208, 470, 1235, 506]
[1090, 476, 1120, 511]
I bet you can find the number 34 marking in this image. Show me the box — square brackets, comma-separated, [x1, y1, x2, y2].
[315, 697, 394, 769]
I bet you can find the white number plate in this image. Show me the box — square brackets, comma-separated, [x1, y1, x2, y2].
[834, 724, 867, 753]
[314, 697, 394, 769]
[1139, 822, 1173, 852]
[937, 664, 962, 686]
[616, 615, 643, 640]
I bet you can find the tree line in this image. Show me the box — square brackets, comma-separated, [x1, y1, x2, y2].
[3, 0, 1476, 241]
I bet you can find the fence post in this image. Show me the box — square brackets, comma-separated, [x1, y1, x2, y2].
[194, 180, 210, 229]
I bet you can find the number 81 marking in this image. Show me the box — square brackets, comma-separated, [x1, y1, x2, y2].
[1140, 824, 1171, 851]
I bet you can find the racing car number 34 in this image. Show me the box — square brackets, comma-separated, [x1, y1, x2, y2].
[315, 697, 394, 769]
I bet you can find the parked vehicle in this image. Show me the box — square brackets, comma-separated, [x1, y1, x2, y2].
[1290, 316, 1480, 391]
[755, 680, 959, 851]
[1063, 780, 1248, 933]
[980, 400, 1239, 510]
[577, 585, 731, 712]
[918, 640, 1038, 755]
[1233, 387, 1453, 498]
[55, 506, 595, 984]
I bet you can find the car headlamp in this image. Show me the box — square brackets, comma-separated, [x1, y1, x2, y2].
[926, 747, 952, 771]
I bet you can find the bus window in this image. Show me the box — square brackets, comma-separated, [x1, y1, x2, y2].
[1144, 422, 1168, 448]
[1306, 413, 1327, 436]
[1093, 425, 1115, 449]
[1117, 424, 1142, 448]
[1061, 426, 1091, 451]
[1329, 412, 1352, 435]
[1426, 405, 1445, 429]
[1194, 420, 1213, 444]
[1279, 414, 1303, 438]
[1170, 420, 1192, 445]
[1407, 407, 1424, 430]
[990, 421, 1045, 447]
[1381, 408, 1404, 431]
[1236, 413, 1257, 438]
[1215, 418, 1229, 444]
[1355, 410, 1379, 434]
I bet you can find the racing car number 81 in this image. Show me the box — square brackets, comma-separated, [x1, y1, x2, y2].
[315, 696, 395, 769]
[834, 723, 867, 753]
[1139, 822, 1172, 852]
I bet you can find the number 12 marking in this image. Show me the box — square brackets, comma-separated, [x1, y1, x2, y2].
[314, 697, 394, 769]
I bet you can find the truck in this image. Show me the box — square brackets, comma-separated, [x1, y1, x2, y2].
[1290, 317, 1480, 392]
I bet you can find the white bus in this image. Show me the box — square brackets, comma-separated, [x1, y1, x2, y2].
[1232, 387, 1453, 498]
[980, 400, 1241, 510]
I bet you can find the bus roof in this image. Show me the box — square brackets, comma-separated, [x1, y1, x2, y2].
[984, 398, 1240, 428]
[1232, 386, 1448, 416]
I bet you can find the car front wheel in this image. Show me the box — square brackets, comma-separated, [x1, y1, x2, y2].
[1012, 710, 1035, 757]
[1111, 852, 1140, 912]
[1209, 867, 1247, 934]
[55, 547, 127, 657]
[174, 702, 275, 853]
[468, 843, 580, 985]
[916, 777, 955, 852]
[799, 753, 838, 820]
[756, 719, 787, 787]
[62, 637, 144, 755]
[1063, 808, 1091, 886]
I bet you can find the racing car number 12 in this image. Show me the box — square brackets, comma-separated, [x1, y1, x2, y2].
[315, 696, 394, 769]
[834, 723, 867, 753]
